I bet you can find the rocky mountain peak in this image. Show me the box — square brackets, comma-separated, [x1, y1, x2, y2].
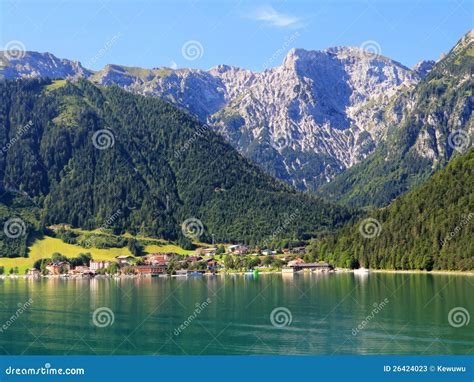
[0, 46, 427, 192]
[0, 51, 92, 79]
[412, 60, 436, 78]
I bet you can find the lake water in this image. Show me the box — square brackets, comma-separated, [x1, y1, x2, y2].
[0, 273, 472, 355]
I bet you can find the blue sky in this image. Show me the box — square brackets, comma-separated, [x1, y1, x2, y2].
[1, 0, 472, 71]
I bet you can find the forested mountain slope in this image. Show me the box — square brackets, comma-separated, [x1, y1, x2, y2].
[309, 149, 474, 270]
[0, 79, 352, 256]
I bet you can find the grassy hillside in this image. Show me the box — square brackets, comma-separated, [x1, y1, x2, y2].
[0, 233, 196, 274]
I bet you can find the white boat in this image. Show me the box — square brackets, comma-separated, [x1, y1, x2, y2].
[353, 267, 370, 274]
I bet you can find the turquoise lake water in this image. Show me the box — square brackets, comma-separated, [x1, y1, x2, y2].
[0, 273, 472, 355]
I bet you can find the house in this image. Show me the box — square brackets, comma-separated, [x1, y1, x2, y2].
[261, 249, 277, 256]
[287, 258, 305, 267]
[145, 254, 172, 266]
[187, 256, 203, 263]
[147, 253, 175, 261]
[74, 266, 90, 273]
[206, 260, 219, 270]
[228, 245, 248, 255]
[70, 266, 95, 276]
[291, 247, 306, 254]
[47, 223, 72, 231]
[200, 247, 217, 256]
[132, 265, 165, 275]
[27, 268, 41, 278]
[90, 261, 112, 271]
[115, 255, 135, 266]
[46, 261, 71, 275]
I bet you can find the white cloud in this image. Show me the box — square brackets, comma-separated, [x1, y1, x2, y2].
[252, 6, 301, 28]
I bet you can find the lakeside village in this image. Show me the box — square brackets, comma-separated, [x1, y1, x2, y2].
[0, 244, 351, 279]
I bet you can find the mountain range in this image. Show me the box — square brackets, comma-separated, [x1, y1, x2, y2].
[0, 30, 472, 269]
[2, 30, 471, 208]
[0, 78, 351, 257]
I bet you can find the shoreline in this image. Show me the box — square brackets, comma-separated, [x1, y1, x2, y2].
[1, 268, 473, 280]
[370, 269, 474, 276]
